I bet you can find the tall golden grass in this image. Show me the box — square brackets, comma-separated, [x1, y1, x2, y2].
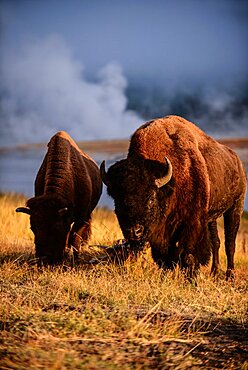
[0, 193, 247, 369]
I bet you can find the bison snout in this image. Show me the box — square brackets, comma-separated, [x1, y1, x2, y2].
[129, 224, 144, 240]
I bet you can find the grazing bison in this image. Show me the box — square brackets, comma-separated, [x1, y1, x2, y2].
[16, 131, 102, 265]
[100, 115, 247, 278]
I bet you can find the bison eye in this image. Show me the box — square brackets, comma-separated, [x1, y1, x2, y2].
[147, 192, 155, 205]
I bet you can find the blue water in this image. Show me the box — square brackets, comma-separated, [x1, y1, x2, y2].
[0, 147, 247, 210]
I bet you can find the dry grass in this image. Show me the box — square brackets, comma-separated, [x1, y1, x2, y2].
[0, 193, 247, 369]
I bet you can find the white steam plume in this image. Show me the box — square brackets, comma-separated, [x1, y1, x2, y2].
[0, 34, 142, 147]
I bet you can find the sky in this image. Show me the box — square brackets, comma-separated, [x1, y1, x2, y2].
[1, 0, 248, 83]
[0, 0, 248, 145]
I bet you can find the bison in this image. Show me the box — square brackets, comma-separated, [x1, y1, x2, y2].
[16, 131, 102, 265]
[100, 115, 247, 278]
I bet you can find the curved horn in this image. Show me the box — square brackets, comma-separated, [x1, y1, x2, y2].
[100, 160, 109, 186]
[58, 207, 68, 217]
[16, 207, 31, 215]
[155, 157, 173, 188]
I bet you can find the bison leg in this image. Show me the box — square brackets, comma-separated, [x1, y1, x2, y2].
[151, 246, 170, 269]
[180, 252, 198, 279]
[223, 202, 242, 280]
[151, 244, 180, 270]
[69, 218, 92, 258]
[208, 221, 220, 276]
[151, 244, 199, 281]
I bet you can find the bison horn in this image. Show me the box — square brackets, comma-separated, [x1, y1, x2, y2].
[100, 160, 109, 186]
[155, 157, 173, 188]
[16, 207, 31, 215]
[58, 207, 68, 217]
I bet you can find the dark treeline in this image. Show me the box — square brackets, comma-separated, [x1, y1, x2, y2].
[126, 82, 248, 137]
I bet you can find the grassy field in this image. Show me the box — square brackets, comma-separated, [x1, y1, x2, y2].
[0, 193, 247, 369]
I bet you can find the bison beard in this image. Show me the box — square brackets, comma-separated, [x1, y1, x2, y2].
[16, 131, 102, 265]
[100, 115, 247, 279]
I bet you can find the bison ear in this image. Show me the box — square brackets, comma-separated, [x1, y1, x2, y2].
[100, 160, 109, 186]
[155, 157, 173, 188]
[58, 207, 68, 217]
[16, 207, 31, 215]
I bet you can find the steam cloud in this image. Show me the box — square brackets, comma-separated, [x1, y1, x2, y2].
[1, 34, 247, 148]
[127, 82, 248, 139]
[0, 35, 142, 147]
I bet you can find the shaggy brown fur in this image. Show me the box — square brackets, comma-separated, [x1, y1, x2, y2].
[101, 116, 247, 278]
[16, 131, 102, 265]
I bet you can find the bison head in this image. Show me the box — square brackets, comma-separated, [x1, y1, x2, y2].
[100, 156, 173, 249]
[16, 195, 73, 265]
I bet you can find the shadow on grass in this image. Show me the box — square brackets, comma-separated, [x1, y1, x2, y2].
[0, 250, 247, 368]
[0, 302, 247, 369]
[0, 251, 36, 265]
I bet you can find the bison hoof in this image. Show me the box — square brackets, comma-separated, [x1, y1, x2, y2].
[210, 266, 219, 276]
[226, 268, 235, 281]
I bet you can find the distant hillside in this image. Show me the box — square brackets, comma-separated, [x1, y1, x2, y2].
[1, 138, 248, 162]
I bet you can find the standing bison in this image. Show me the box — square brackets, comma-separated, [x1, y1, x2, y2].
[100, 115, 247, 278]
[16, 131, 102, 265]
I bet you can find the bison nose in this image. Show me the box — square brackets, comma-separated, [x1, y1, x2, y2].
[130, 224, 144, 240]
